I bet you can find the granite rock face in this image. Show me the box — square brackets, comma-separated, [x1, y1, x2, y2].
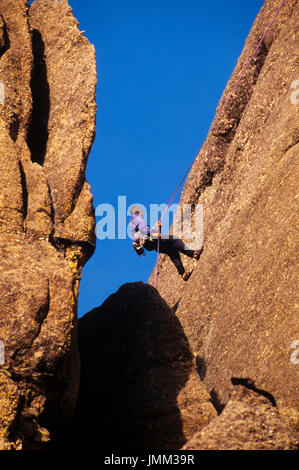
[69, 282, 217, 451]
[62, 0, 298, 452]
[0, 0, 96, 449]
[1, 0, 298, 452]
[183, 385, 298, 450]
[149, 0, 299, 446]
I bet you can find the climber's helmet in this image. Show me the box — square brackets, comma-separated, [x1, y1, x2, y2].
[130, 205, 143, 217]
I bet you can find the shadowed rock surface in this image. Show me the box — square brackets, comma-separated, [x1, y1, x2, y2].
[183, 385, 298, 450]
[66, 282, 216, 450]
[149, 0, 299, 444]
[0, 0, 96, 449]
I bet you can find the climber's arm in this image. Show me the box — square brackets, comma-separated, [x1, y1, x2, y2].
[150, 221, 162, 239]
[132, 238, 145, 257]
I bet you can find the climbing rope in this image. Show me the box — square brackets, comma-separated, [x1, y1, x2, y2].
[153, 0, 286, 288]
[154, 222, 162, 288]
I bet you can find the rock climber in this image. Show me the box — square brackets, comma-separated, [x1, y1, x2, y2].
[129, 205, 202, 281]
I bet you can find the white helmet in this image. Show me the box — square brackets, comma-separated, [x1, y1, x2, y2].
[130, 205, 142, 216]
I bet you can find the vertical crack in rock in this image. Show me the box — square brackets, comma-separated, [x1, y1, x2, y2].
[27, 29, 50, 166]
[9, 114, 20, 142]
[18, 160, 28, 221]
[231, 377, 277, 407]
[29, 0, 97, 225]
[0, 14, 10, 58]
[209, 389, 226, 416]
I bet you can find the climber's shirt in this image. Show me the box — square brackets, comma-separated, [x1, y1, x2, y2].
[129, 213, 150, 241]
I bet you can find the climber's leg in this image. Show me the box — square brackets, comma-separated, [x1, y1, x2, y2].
[169, 237, 202, 260]
[155, 238, 194, 280]
[168, 251, 186, 277]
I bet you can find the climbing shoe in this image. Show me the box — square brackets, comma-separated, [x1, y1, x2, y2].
[193, 248, 203, 260]
[181, 272, 190, 281]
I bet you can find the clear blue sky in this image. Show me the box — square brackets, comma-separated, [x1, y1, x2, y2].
[38, 0, 264, 316]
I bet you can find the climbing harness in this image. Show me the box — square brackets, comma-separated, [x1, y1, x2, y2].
[133, 236, 146, 257]
[152, 0, 286, 288]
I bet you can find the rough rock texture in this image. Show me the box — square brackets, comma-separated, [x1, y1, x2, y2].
[183, 385, 298, 450]
[66, 282, 216, 450]
[0, 0, 96, 449]
[1, 0, 298, 452]
[149, 0, 299, 445]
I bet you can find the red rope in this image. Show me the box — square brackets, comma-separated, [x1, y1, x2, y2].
[153, 0, 286, 287]
[214, 0, 286, 123]
[155, 155, 197, 228]
[155, 0, 286, 230]
[154, 222, 162, 288]
[154, 237, 160, 288]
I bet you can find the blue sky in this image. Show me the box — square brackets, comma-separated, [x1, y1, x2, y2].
[37, 0, 264, 316]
